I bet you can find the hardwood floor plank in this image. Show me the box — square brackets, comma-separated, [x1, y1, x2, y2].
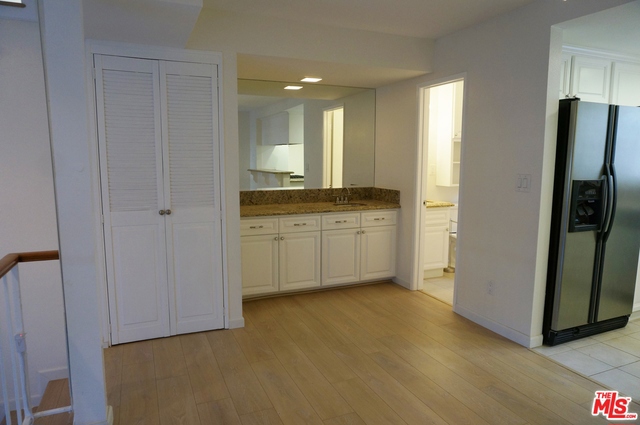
[153, 337, 187, 380]
[103, 283, 621, 425]
[206, 330, 273, 416]
[197, 399, 242, 425]
[482, 382, 573, 425]
[369, 348, 492, 425]
[332, 378, 406, 425]
[269, 303, 357, 383]
[251, 358, 324, 425]
[104, 345, 122, 425]
[323, 412, 366, 425]
[280, 356, 353, 420]
[239, 409, 284, 425]
[121, 340, 154, 365]
[179, 333, 230, 404]
[378, 333, 527, 425]
[232, 324, 276, 363]
[119, 361, 160, 425]
[156, 375, 200, 425]
[332, 343, 447, 425]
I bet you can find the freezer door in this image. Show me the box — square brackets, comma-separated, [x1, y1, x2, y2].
[551, 102, 609, 330]
[597, 106, 640, 322]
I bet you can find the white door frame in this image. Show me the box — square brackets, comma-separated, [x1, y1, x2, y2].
[411, 74, 466, 300]
[85, 40, 228, 346]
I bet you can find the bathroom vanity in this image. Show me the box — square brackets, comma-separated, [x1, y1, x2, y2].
[240, 188, 400, 297]
[424, 201, 456, 278]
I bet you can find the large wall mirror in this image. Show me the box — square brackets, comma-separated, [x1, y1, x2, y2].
[238, 79, 375, 190]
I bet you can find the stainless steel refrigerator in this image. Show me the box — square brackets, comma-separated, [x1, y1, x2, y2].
[543, 98, 640, 345]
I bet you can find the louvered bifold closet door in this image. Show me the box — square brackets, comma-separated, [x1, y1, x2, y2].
[160, 61, 224, 335]
[94, 55, 170, 344]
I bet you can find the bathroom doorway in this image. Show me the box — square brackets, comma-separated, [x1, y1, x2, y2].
[323, 106, 344, 188]
[415, 78, 464, 306]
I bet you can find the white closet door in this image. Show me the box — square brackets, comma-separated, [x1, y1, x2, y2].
[160, 61, 225, 335]
[95, 55, 169, 344]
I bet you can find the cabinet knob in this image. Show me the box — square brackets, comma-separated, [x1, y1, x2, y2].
[356, 231, 361, 235]
[165, 209, 172, 215]
[159, 210, 165, 215]
[280, 236, 285, 240]
[274, 237, 278, 241]
[361, 230, 366, 234]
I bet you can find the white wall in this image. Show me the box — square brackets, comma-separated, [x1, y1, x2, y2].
[376, 0, 635, 347]
[0, 17, 68, 410]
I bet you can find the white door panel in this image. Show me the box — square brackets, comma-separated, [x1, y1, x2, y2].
[109, 224, 169, 343]
[241, 235, 279, 295]
[361, 226, 396, 280]
[169, 221, 223, 334]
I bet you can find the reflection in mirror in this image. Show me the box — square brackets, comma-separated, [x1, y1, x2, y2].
[238, 79, 375, 190]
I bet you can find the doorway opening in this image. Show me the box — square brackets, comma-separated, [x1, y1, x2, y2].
[417, 78, 464, 306]
[323, 106, 344, 188]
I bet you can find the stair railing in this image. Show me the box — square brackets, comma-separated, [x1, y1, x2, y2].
[0, 251, 71, 425]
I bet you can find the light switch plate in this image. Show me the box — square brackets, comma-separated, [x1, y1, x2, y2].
[516, 174, 531, 192]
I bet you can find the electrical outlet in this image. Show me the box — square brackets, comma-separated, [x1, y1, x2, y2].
[487, 280, 494, 295]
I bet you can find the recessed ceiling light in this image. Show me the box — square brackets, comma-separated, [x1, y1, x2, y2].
[301, 77, 322, 83]
[284, 85, 304, 90]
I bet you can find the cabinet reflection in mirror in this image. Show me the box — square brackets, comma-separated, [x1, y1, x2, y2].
[238, 79, 375, 190]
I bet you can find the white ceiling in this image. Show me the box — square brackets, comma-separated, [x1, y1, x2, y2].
[203, 0, 535, 39]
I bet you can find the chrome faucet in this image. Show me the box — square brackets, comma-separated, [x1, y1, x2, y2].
[336, 187, 351, 204]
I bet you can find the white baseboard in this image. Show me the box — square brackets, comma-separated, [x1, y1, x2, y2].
[454, 304, 540, 348]
[630, 307, 640, 322]
[392, 277, 411, 290]
[228, 317, 245, 329]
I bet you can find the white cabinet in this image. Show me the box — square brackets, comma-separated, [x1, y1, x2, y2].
[322, 210, 397, 286]
[611, 62, 640, 106]
[258, 111, 289, 145]
[569, 56, 612, 103]
[436, 137, 461, 187]
[242, 209, 397, 296]
[94, 54, 224, 344]
[424, 208, 450, 278]
[241, 215, 321, 296]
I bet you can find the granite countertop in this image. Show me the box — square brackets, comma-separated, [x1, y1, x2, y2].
[426, 200, 456, 208]
[241, 199, 401, 217]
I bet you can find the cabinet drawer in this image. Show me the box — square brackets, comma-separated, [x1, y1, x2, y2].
[322, 213, 360, 230]
[361, 210, 397, 227]
[240, 218, 278, 236]
[425, 209, 450, 226]
[279, 215, 321, 233]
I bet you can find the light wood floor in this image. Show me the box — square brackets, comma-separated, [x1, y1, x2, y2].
[104, 281, 630, 425]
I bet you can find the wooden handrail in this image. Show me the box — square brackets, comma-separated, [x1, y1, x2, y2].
[0, 250, 60, 280]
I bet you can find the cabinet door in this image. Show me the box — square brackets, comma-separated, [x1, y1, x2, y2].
[360, 226, 396, 280]
[279, 232, 321, 291]
[95, 55, 169, 344]
[611, 62, 640, 107]
[424, 225, 449, 271]
[241, 235, 279, 296]
[570, 56, 612, 103]
[322, 229, 360, 286]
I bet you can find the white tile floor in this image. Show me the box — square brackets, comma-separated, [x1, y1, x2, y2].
[534, 319, 640, 402]
[421, 273, 454, 305]
[422, 275, 640, 402]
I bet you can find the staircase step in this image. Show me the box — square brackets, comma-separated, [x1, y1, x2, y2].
[0, 379, 72, 425]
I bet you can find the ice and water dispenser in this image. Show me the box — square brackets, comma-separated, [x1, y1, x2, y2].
[568, 180, 603, 232]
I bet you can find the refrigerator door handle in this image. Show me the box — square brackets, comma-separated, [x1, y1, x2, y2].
[602, 164, 617, 243]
